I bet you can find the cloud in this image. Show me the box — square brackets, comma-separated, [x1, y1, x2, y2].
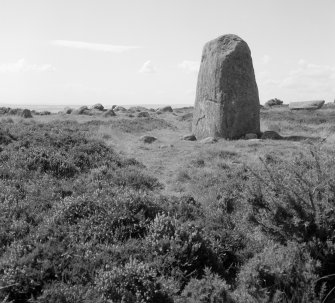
[0, 58, 55, 73]
[51, 40, 141, 53]
[257, 59, 335, 102]
[179, 60, 200, 73]
[261, 55, 271, 65]
[279, 61, 335, 92]
[139, 60, 157, 74]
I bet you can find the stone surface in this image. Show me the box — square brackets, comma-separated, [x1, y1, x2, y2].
[265, 98, 283, 107]
[182, 134, 197, 141]
[200, 137, 217, 144]
[289, 100, 325, 110]
[192, 34, 260, 139]
[261, 131, 282, 140]
[129, 106, 148, 113]
[139, 135, 157, 144]
[137, 111, 150, 118]
[64, 107, 73, 114]
[157, 106, 173, 113]
[73, 106, 88, 115]
[245, 133, 257, 140]
[114, 106, 127, 112]
[103, 109, 116, 117]
[91, 103, 104, 111]
[21, 109, 32, 118]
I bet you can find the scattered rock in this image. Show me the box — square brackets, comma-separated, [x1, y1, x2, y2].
[91, 103, 104, 111]
[40, 111, 51, 116]
[177, 112, 193, 121]
[73, 106, 89, 115]
[245, 133, 258, 140]
[137, 111, 150, 118]
[265, 98, 283, 107]
[192, 34, 260, 139]
[200, 137, 217, 144]
[261, 131, 282, 140]
[112, 105, 117, 110]
[129, 106, 148, 113]
[103, 109, 116, 117]
[64, 107, 73, 114]
[139, 135, 157, 144]
[21, 109, 32, 118]
[8, 108, 20, 115]
[157, 106, 173, 113]
[114, 106, 127, 112]
[289, 100, 325, 110]
[182, 134, 197, 141]
[0, 107, 10, 115]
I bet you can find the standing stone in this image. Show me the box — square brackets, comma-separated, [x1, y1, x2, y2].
[192, 34, 260, 139]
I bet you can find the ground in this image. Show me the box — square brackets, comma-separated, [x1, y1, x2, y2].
[8, 105, 334, 200]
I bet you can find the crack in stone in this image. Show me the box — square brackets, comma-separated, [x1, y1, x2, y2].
[206, 99, 219, 104]
[196, 115, 205, 126]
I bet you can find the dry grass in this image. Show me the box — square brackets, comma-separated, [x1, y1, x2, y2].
[4, 106, 335, 199]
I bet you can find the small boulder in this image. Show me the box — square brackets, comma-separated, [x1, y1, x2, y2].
[103, 109, 116, 117]
[157, 106, 173, 113]
[91, 103, 104, 111]
[21, 109, 32, 118]
[0, 107, 10, 115]
[182, 134, 197, 141]
[200, 137, 217, 144]
[289, 100, 325, 110]
[261, 131, 282, 140]
[265, 98, 283, 107]
[73, 106, 89, 115]
[245, 133, 258, 140]
[40, 111, 51, 116]
[64, 107, 73, 114]
[139, 135, 157, 144]
[112, 105, 117, 110]
[129, 106, 148, 113]
[177, 112, 193, 121]
[137, 111, 150, 118]
[114, 106, 127, 112]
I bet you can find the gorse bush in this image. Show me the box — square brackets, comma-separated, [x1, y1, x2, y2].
[234, 242, 319, 303]
[1, 119, 335, 302]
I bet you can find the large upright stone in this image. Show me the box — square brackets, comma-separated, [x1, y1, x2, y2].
[192, 34, 260, 139]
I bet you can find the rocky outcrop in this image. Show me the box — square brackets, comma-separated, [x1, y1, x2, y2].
[265, 98, 283, 107]
[73, 106, 89, 115]
[289, 100, 325, 110]
[157, 106, 173, 113]
[91, 103, 104, 111]
[103, 109, 116, 117]
[192, 34, 260, 139]
[137, 111, 150, 118]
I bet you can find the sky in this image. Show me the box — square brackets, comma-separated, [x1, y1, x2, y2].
[0, 0, 334, 108]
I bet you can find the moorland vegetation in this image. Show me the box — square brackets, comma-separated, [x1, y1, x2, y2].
[1, 105, 335, 302]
